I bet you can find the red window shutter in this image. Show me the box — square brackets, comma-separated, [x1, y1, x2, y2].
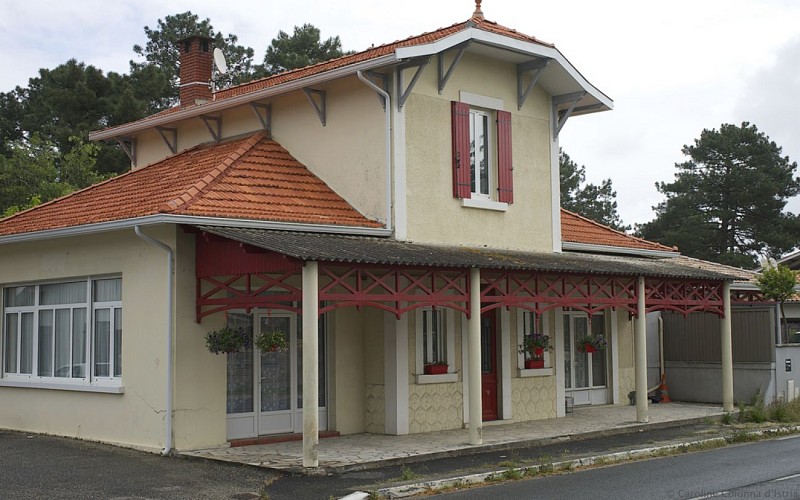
[451, 101, 471, 199]
[496, 110, 513, 203]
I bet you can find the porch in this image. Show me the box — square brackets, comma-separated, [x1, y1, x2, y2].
[182, 402, 725, 473]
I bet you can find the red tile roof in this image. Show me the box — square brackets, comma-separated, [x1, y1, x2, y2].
[0, 132, 382, 236]
[216, 17, 552, 101]
[93, 16, 554, 135]
[561, 209, 677, 253]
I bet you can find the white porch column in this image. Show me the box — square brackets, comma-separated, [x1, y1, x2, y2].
[384, 311, 409, 435]
[721, 281, 734, 412]
[635, 276, 649, 423]
[302, 261, 319, 468]
[468, 267, 483, 445]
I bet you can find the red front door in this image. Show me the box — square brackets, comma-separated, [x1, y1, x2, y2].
[481, 310, 499, 421]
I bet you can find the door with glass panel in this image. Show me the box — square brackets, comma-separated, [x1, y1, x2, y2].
[226, 311, 327, 439]
[563, 312, 608, 406]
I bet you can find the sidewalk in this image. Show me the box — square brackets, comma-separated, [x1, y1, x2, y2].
[182, 402, 725, 474]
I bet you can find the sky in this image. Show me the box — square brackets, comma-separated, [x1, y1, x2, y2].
[1, 0, 799, 227]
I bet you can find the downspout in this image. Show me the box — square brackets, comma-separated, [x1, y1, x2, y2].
[356, 70, 393, 233]
[134, 226, 174, 456]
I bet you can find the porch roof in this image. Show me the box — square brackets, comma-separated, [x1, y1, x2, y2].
[195, 226, 738, 281]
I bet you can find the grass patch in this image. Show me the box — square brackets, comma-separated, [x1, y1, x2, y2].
[502, 468, 524, 480]
[399, 465, 417, 481]
[738, 394, 800, 424]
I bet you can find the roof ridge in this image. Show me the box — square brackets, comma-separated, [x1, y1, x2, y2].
[560, 208, 678, 252]
[160, 132, 265, 213]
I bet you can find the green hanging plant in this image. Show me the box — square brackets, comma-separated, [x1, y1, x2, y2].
[205, 326, 250, 355]
[255, 328, 289, 353]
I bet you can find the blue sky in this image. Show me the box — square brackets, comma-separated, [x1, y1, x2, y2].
[2, 0, 799, 226]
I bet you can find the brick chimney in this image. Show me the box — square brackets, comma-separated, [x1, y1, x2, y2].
[178, 35, 213, 107]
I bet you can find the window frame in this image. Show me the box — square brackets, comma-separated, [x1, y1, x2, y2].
[1, 276, 123, 392]
[415, 307, 456, 382]
[517, 309, 553, 376]
[452, 92, 513, 207]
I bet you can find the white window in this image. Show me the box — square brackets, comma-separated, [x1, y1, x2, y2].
[2, 277, 122, 387]
[415, 308, 456, 376]
[469, 109, 492, 198]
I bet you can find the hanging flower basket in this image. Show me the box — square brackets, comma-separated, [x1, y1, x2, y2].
[255, 329, 289, 353]
[424, 362, 448, 375]
[577, 334, 607, 353]
[205, 326, 250, 355]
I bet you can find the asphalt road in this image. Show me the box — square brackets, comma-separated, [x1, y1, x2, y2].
[0, 429, 278, 499]
[434, 434, 800, 499]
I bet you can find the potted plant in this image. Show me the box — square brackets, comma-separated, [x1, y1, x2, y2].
[255, 328, 289, 353]
[518, 333, 551, 369]
[205, 326, 250, 355]
[424, 361, 448, 375]
[577, 334, 607, 353]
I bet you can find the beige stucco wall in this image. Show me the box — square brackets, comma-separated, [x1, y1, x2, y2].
[364, 308, 385, 433]
[134, 76, 388, 224]
[172, 229, 228, 450]
[511, 376, 557, 421]
[616, 309, 635, 403]
[0, 227, 175, 452]
[404, 52, 554, 251]
[329, 307, 366, 435]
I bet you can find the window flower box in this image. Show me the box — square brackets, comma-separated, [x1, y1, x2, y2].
[424, 363, 448, 375]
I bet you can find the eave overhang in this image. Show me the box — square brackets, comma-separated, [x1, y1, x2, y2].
[0, 215, 392, 245]
[89, 26, 611, 143]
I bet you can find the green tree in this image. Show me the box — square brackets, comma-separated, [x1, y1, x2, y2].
[560, 150, 628, 231]
[757, 262, 798, 342]
[638, 122, 800, 268]
[130, 11, 257, 106]
[261, 23, 350, 75]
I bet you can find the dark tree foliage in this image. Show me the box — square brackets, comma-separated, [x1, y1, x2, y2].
[559, 150, 628, 231]
[261, 24, 351, 75]
[638, 122, 800, 269]
[130, 11, 257, 106]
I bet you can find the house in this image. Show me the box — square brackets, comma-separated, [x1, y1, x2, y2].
[0, 5, 739, 467]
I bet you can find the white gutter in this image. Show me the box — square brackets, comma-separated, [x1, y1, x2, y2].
[356, 70, 393, 233]
[89, 55, 397, 141]
[562, 241, 680, 259]
[134, 226, 174, 456]
[0, 214, 393, 245]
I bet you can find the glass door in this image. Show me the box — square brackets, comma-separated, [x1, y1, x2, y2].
[564, 312, 608, 406]
[225, 311, 327, 440]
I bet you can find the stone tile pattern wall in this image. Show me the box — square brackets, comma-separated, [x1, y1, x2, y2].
[511, 376, 557, 421]
[408, 382, 464, 433]
[365, 384, 385, 434]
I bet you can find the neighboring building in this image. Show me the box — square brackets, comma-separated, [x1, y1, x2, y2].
[0, 6, 739, 466]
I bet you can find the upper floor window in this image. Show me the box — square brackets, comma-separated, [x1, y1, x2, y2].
[452, 97, 513, 204]
[2, 277, 122, 385]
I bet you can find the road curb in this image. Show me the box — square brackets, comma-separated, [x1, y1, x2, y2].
[366, 424, 800, 498]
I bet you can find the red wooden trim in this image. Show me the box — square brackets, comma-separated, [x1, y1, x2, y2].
[644, 279, 725, 317]
[318, 265, 470, 318]
[496, 110, 513, 203]
[452, 101, 471, 199]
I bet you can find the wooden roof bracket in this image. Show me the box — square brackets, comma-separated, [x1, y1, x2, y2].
[397, 56, 431, 110]
[116, 137, 136, 167]
[517, 58, 550, 110]
[303, 88, 326, 126]
[200, 114, 222, 143]
[362, 71, 389, 109]
[156, 126, 177, 154]
[438, 41, 471, 95]
[552, 91, 586, 139]
[250, 103, 272, 137]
